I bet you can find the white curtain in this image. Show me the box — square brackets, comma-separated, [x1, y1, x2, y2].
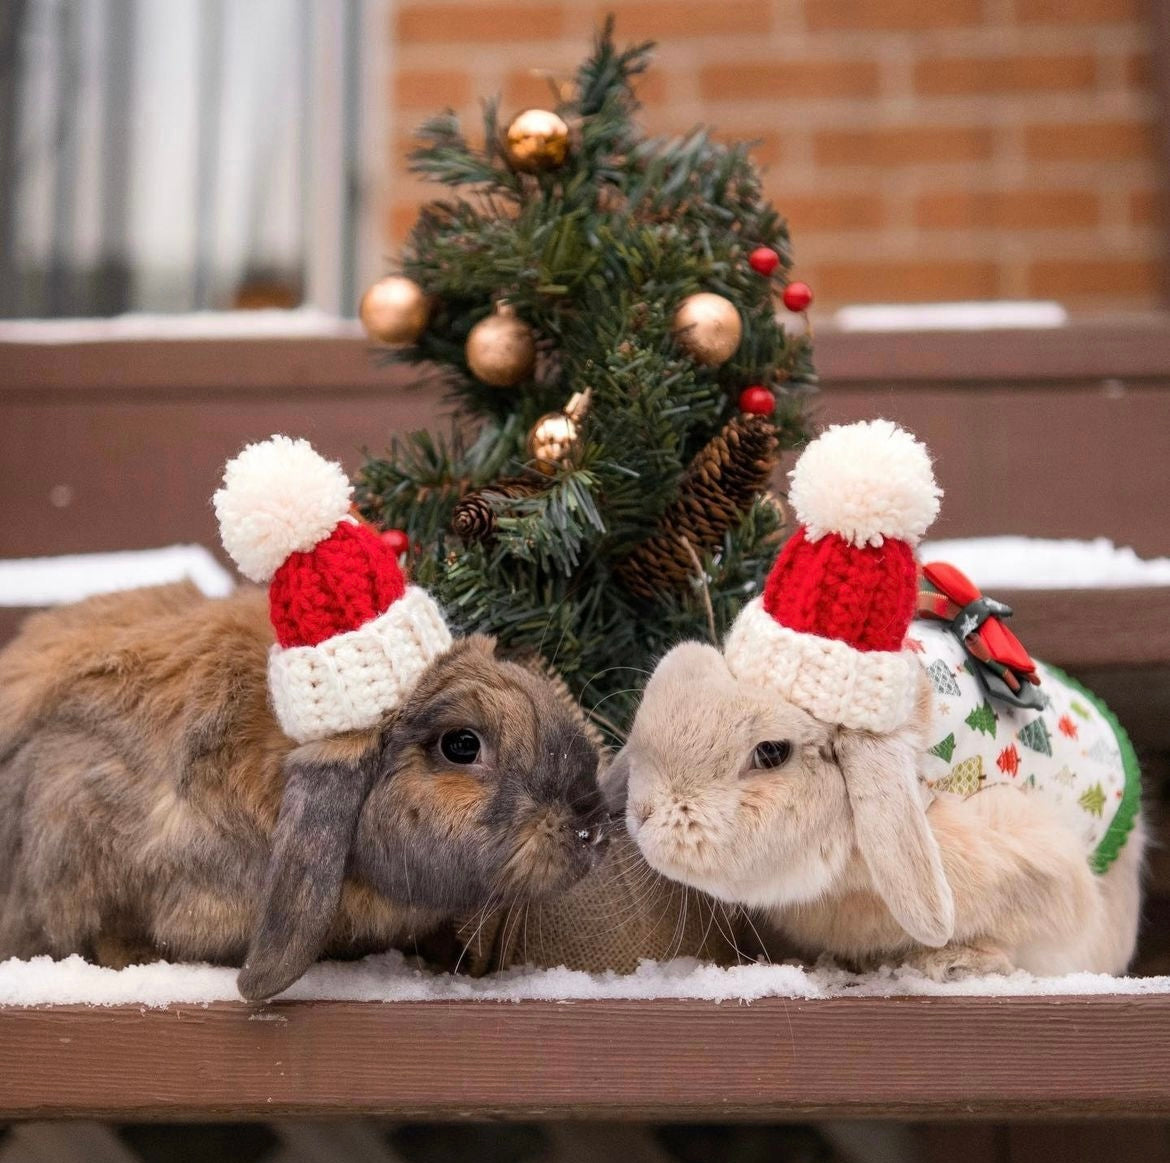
[2, 0, 372, 316]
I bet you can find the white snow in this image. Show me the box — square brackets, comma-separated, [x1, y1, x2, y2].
[834, 301, 1069, 331]
[0, 952, 1166, 1008]
[0, 545, 234, 606]
[2, 537, 1165, 613]
[920, 536, 1170, 590]
[0, 309, 362, 344]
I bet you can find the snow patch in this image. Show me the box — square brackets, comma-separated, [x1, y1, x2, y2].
[0, 546, 234, 606]
[920, 536, 1170, 590]
[0, 952, 1167, 1008]
[0, 309, 361, 344]
[835, 301, 1069, 331]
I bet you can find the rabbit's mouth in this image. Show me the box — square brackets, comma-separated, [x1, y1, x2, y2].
[626, 794, 740, 888]
[493, 804, 612, 900]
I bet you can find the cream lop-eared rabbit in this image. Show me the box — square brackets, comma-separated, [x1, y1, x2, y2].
[610, 420, 1143, 978]
[0, 437, 607, 1000]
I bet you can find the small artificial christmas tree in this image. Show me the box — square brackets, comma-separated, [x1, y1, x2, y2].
[356, 21, 815, 741]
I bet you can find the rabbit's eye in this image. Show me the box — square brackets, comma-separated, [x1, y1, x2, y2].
[440, 728, 482, 765]
[754, 740, 792, 770]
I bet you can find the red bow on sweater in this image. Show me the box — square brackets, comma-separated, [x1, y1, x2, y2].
[916, 561, 1044, 710]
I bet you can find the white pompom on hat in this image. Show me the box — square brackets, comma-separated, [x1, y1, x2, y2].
[214, 435, 354, 584]
[788, 417, 941, 549]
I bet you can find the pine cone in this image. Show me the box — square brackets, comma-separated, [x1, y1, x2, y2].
[614, 414, 780, 599]
[451, 477, 546, 542]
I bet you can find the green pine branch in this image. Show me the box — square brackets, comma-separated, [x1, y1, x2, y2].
[358, 21, 815, 743]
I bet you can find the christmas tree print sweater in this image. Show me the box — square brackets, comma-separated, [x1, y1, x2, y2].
[911, 621, 1140, 874]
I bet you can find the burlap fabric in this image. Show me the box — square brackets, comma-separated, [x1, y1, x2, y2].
[453, 833, 743, 974]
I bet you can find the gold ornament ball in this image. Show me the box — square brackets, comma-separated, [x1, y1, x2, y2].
[466, 310, 536, 387]
[359, 276, 429, 346]
[528, 412, 579, 470]
[672, 292, 743, 366]
[527, 388, 591, 472]
[504, 108, 570, 172]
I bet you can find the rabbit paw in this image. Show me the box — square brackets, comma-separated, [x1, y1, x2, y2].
[902, 942, 1014, 982]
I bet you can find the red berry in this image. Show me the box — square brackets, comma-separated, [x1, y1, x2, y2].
[782, 281, 814, 312]
[738, 385, 776, 415]
[749, 247, 780, 277]
[381, 528, 411, 555]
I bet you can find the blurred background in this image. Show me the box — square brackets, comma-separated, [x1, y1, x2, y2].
[0, 0, 1165, 318]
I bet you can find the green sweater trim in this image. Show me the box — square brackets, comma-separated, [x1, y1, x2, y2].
[1044, 663, 1141, 875]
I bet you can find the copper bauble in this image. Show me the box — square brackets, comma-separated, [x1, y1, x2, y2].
[527, 389, 592, 472]
[504, 108, 570, 172]
[528, 412, 579, 469]
[672, 292, 743, 366]
[359, 276, 429, 346]
[466, 306, 536, 387]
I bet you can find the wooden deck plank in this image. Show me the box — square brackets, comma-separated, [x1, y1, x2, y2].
[1, 994, 1169, 1121]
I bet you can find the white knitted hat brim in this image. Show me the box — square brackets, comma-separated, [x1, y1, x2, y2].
[724, 596, 918, 734]
[267, 586, 453, 743]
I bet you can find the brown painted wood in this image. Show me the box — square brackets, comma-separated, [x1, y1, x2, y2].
[0, 336, 404, 394]
[995, 588, 1170, 670]
[5, 319, 1170, 394]
[1075, 668, 1170, 752]
[0, 608, 28, 646]
[3, 326, 1170, 557]
[0, 386, 448, 559]
[1, 995, 1169, 1121]
[815, 317, 1170, 385]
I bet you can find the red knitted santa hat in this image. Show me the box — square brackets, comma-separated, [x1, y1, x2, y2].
[723, 419, 941, 733]
[214, 435, 451, 743]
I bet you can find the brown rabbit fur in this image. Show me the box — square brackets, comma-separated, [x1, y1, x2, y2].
[0, 583, 607, 999]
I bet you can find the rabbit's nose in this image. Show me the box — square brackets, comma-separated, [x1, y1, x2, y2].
[574, 822, 607, 846]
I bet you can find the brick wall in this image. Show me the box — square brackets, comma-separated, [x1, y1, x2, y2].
[386, 0, 1166, 312]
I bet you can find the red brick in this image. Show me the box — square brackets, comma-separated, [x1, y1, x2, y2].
[779, 192, 886, 231]
[814, 125, 994, 167]
[599, 0, 770, 38]
[1129, 189, 1164, 227]
[915, 189, 1100, 229]
[1026, 257, 1160, 297]
[701, 59, 881, 101]
[818, 259, 999, 302]
[747, 132, 784, 167]
[914, 54, 1096, 96]
[708, 126, 785, 167]
[806, 0, 983, 30]
[395, 68, 473, 110]
[1123, 52, 1152, 89]
[505, 63, 668, 110]
[397, 3, 564, 44]
[388, 203, 425, 242]
[1014, 0, 1139, 23]
[1024, 120, 1156, 162]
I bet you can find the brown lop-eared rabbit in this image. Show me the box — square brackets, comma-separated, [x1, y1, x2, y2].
[0, 437, 608, 1000]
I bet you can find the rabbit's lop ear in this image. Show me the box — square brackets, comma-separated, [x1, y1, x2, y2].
[237, 731, 380, 1002]
[838, 730, 954, 948]
[599, 749, 630, 813]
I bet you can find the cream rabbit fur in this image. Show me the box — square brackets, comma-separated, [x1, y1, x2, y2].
[610, 642, 1143, 979]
